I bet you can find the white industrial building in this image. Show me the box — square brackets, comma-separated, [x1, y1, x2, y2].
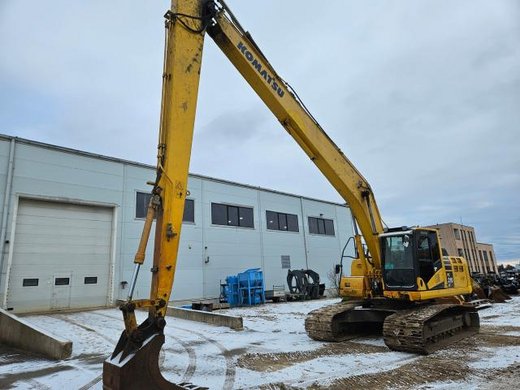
[0, 134, 354, 313]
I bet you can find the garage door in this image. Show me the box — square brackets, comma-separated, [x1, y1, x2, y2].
[6, 199, 113, 313]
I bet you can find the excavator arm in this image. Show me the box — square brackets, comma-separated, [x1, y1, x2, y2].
[103, 1, 207, 389]
[203, 1, 385, 267]
[103, 0, 386, 388]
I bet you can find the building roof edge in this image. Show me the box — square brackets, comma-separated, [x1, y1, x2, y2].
[0, 133, 348, 208]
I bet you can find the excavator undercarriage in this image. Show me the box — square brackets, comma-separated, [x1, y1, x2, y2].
[305, 300, 479, 354]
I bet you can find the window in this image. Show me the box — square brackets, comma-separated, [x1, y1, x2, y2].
[324, 219, 335, 235]
[212, 203, 227, 225]
[55, 278, 70, 286]
[416, 231, 439, 282]
[278, 213, 287, 231]
[266, 210, 299, 232]
[417, 234, 432, 260]
[211, 203, 254, 228]
[382, 234, 415, 289]
[136, 192, 151, 219]
[239, 207, 253, 227]
[457, 248, 464, 257]
[483, 251, 489, 262]
[266, 211, 277, 230]
[23, 278, 38, 287]
[308, 217, 335, 236]
[136, 192, 195, 222]
[183, 199, 195, 223]
[84, 277, 98, 285]
[454, 228, 461, 240]
[287, 214, 298, 232]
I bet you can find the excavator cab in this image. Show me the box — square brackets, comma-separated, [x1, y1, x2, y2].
[381, 228, 443, 291]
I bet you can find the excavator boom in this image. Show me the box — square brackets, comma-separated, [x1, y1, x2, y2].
[103, 0, 478, 388]
[204, 1, 385, 267]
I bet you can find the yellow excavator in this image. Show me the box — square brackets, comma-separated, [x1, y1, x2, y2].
[103, 0, 479, 388]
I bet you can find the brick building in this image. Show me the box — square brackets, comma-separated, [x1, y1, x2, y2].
[424, 222, 498, 275]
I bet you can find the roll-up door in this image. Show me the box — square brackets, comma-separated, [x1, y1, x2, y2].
[6, 199, 113, 313]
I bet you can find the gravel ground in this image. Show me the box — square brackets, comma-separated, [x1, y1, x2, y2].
[0, 296, 519, 389]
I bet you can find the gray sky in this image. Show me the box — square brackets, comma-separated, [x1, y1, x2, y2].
[1, 0, 519, 261]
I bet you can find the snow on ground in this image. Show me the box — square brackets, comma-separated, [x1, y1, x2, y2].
[0, 296, 519, 389]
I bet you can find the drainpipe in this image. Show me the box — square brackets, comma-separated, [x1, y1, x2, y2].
[0, 138, 16, 286]
[299, 197, 309, 269]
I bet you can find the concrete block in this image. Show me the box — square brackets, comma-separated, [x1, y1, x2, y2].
[0, 308, 72, 360]
[166, 306, 243, 330]
[191, 301, 230, 311]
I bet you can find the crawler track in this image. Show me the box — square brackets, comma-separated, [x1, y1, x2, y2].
[383, 304, 480, 354]
[305, 301, 480, 354]
[304, 301, 364, 341]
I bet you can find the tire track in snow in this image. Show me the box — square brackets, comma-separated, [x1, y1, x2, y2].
[92, 311, 235, 388]
[46, 314, 118, 390]
[170, 325, 236, 390]
[78, 375, 103, 390]
[167, 336, 198, 383]
[88, 311, 198, 384]
[52, 314, 118, 345]
[26, 379, 51, 390]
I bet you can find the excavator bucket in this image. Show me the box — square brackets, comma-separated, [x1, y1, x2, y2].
[103, 329, 206, 390]
[488, 287, 511, 303]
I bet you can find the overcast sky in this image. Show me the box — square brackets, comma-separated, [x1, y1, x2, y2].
[1, 0, 519, 262]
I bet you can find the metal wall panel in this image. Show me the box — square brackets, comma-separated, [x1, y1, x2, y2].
[0, 136, 355, 307]
[259, 191, 308, 291]
[303, 199, 354, 290]
[200, 180, 262, 298]
[6, 199, 113, 312]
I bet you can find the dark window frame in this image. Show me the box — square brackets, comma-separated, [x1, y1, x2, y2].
[238, 206, 254, 228]
[55, 277, 70, 286]
[454, 228, 461, 240]
[266, 210, 299, 232]
[266, 210, 278, 230]
[211, 203, 254, 228]
[308, 216, 335, 236]
[135, 191, 151, 219]
[84, 276, 98, 285]
[183, 198, 195, 223]
[23, 278, 39, 287]
[135, 191, 195, 223]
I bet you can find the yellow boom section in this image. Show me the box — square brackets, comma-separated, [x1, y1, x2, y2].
[151, 0, 206, 314]
[203, 2, 385, 267]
